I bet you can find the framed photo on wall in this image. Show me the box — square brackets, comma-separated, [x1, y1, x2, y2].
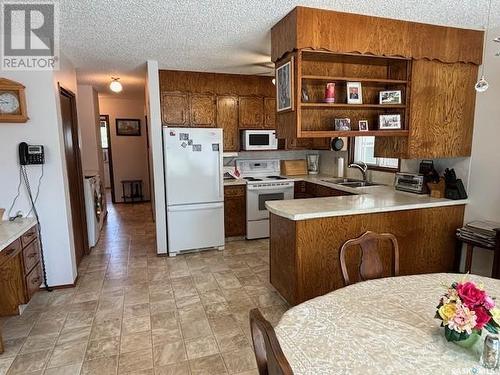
[276, 56, 294, 112]
[346, 82, 362, 104]
[116, 118, 141, 136]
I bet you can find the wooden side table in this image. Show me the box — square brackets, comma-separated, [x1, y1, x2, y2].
[455, 228, 500, 278]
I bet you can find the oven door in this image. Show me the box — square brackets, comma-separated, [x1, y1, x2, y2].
[247, 185, 294, 221]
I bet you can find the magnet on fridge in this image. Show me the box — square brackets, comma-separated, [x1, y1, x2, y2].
[212, 144, 219, 151]
[188, 139, 193, 145]
[193, 144, 202, 151]
[181, 142, 187, 148]
[169, 131, 176, 136]
[179, 133, 189, 141]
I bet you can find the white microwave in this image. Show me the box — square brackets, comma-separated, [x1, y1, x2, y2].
[241, 130, 278, 151]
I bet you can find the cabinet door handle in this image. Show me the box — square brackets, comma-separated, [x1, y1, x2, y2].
[31, 277, 41, 285]
[27, 252, 37, 259]
[4, 248, 16, 256]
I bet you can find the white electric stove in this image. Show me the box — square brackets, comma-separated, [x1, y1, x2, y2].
[236, 159, 294, 239]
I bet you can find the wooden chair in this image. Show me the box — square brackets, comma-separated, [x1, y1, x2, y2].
[340, 231, 399, 286]
[249, 308, 293, 375]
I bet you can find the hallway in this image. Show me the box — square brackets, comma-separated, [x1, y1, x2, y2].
[0, 202, 287, 375]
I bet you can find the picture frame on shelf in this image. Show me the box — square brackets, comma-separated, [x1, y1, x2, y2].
[346, 82, 362, 104]
[116, 118, 141, 136]
[379, 114, 401, 130]
[334, 118, 351, 131]
[379, 90, 402, 104]
[276, 56, 294, 112]
[358, 120, 369, 131]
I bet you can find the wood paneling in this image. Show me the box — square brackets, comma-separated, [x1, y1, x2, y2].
[162, 92, 189, 126]
[217, 96, 239, 152]
[224, 185, 246, 238]
[264, 97, 276, 129]
[159, 70, 275, 97]
[270, 205, 465, 305]
[190, 94, 216, 127]
[239, 97, 264, 129]
[271, 7, 483, 64]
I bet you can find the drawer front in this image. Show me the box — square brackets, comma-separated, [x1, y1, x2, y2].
[22, 240, 40, 275]
[21, 226, 38, 247]
[224, 185, 245, 198]
[25, 262, 42, 299]
[0, 239, 22, 267]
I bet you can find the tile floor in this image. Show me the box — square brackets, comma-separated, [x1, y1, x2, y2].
[0, 200, 288, 374]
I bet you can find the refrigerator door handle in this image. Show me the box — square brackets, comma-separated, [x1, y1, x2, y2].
[168, 202, 224, 212]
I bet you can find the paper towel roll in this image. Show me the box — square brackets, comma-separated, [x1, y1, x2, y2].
[337, 157, 344, 177]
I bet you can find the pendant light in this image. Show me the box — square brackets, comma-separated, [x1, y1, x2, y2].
[475, 0, 493, 92]
[109, 77, 123, 93]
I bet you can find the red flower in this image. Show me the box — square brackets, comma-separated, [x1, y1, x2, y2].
[456, 282, 486, 308]
[473, 306, 491, 329]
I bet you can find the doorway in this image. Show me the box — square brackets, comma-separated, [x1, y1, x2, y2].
[59, 86, 89, 266]
[100, 115, 116, 203]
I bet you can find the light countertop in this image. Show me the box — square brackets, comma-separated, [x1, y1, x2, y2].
[0, 217, 37, 252]
[224, 179, 247, 186]
[266, 175, 468, 221]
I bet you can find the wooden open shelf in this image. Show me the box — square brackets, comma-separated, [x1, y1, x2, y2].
[302, 75, 408, 85]
[300, 130, 409, 138]
[301, 103, 406, 109]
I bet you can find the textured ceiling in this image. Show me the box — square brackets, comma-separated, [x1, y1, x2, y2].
[61, 0, 499, 98]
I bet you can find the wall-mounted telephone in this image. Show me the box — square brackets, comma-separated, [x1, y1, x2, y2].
[19, 142, 45, 165]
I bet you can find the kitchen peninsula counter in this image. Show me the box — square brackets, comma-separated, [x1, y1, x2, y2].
[266, 176, 467, 306]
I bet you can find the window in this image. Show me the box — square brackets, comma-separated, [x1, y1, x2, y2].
[100, 115, 109, 149]
[351, 136, 399, 171]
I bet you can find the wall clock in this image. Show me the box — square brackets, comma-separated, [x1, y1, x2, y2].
[0, 78, 28, 123]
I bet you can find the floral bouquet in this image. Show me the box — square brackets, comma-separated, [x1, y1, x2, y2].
[436, 281, 500, 344]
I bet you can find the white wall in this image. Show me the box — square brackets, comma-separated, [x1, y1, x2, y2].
[98, 95, 150, 202]
[464, 27, 500, 276]
[146, 60, 167, 254]
[0, 54, 79, 286]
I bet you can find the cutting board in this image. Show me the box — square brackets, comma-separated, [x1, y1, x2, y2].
[281, 160, 308, 176]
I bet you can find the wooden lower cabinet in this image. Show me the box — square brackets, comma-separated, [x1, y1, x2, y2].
[270, 205, 465, 305]
[224, 185, 246, 237]
[0, 225, 42, 316]
[294, 181, 352, 199]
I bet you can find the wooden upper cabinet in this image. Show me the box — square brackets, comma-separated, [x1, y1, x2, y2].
[263, 97, 276, 129]
[162, 92, 189, 126]
[190, 94, 216, 127]
[239, 97, 263, 129]
[407, 60, 477, 158]
[217, 96, 239, 152]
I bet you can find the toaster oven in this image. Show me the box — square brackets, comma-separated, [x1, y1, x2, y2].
[394, 173, 427, 194]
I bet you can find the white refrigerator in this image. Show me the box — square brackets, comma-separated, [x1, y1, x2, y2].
[163, 127, 225, 256]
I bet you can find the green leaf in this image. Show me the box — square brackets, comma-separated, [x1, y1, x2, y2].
[484, 323, 498, 334]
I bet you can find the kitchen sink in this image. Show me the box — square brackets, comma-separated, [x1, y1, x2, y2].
[321, 178, 382, 188]
[337, 181, 382, 188]
[321, 178, 363, 184]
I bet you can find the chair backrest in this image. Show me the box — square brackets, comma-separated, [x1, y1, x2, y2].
[340, 231, 399, 286]
[249, 308, 293, 375]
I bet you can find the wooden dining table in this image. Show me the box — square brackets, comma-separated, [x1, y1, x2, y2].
[274, 273, 500, 374]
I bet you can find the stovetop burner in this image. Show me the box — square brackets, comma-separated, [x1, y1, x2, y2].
[266, 175, 287, 180]
[244, 177, 263, 181]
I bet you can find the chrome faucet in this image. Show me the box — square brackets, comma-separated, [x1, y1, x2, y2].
[348, 161, 368, 182]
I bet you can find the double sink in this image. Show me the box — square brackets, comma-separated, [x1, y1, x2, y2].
[320, 178, 382, 188]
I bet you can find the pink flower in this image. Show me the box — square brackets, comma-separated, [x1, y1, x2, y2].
[456, 282, 486, 308]
[473, 306, 491, 329]
[484, 296, 496, 310]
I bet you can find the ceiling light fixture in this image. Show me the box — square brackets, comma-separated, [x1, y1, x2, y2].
[109, 77, 123, 93]
[475, 0, 493, 93]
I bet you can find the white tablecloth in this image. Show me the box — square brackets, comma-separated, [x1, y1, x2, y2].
[275, 273, 500, 374]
